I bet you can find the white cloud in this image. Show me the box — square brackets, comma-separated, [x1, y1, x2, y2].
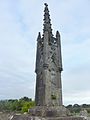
[62, 38, 90, 105]
[63, 91, 90, 105]
[0, 0, 36, 99]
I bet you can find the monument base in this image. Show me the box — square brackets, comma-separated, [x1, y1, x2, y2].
[11, 115, 85, 120]
[29, 106, 70, 117]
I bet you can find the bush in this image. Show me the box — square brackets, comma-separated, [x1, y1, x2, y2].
[21, 101, 35, 113]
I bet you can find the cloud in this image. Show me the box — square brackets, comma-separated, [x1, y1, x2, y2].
[62, 38, 90, 104]
[63, 90, 90, 105]
[0, 0, 36, 99]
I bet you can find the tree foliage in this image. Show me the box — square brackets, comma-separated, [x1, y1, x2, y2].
[66, 104, 90, 113]
[1, 98, 90, 114]
[0, 97, 35, 113]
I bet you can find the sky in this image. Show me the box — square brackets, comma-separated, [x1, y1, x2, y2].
[0, 0, 90, 105]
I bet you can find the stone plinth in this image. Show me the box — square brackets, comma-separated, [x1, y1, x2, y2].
[11, 115, 85, 120]
[29, 106, 70, 117]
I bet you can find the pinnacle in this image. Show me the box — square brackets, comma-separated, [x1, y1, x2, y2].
[56, 31, 60, 37]
[37, 32, 41, 41]
[43, 3, 52, 34]
[44, 3, 48, 7]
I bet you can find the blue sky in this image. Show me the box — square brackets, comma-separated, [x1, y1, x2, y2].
[0, 0, 90, 105]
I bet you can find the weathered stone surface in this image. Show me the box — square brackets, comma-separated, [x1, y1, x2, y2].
[29, 106, 70, 117]
[0, 112, 15, 120]
[80, 109, 88, 117]
[11, 115, 85, 120]
[35, 2, 63, 109]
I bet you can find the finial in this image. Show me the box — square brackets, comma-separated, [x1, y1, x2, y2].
[44, 3, 48, 7]
[43, 3, 52, 34]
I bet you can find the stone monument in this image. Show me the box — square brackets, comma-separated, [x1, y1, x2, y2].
[29, 3, 69, 117]
[35, 3, 63, 108]
[11, 3, 85, 120]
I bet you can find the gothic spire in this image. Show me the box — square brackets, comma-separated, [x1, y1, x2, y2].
[43, 3, 52, 34]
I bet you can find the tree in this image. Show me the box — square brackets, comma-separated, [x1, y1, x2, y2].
[19, 97, 32, 102]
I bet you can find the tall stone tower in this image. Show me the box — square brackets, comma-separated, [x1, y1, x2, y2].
[35, 3, 63, 107]
[30, 3, 69, 117]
